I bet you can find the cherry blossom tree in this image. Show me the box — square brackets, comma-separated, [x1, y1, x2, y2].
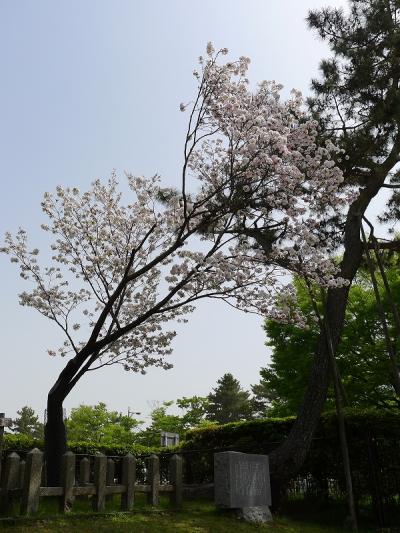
[2, 45, 353, 483]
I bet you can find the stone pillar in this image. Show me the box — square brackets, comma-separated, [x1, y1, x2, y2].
[169, 454, 183, 508]
[106, 458, 115, 502]
[60, 451, 75, 512]
[19, 460, 26, 489]
[20, 448, 43, 515]
[92, 453, 106, 512]
[1, 452, 20, 514]
[146, 454, 159, 506]
[121, 453, 135, 511]
[79, 456, 90, 486]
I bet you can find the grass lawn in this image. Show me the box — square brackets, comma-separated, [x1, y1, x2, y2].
[0, 497, 377, 532]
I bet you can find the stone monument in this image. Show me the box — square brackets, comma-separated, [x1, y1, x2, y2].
[214, 451, 272, 523]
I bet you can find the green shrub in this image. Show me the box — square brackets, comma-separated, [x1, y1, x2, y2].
[67, 440, 159, 456]
[2, 433, 44, 452]
[2, 433, 158, 456]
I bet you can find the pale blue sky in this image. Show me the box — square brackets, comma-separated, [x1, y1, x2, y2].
[1, 0, 357, 423]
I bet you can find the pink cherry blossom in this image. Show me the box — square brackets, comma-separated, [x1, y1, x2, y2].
[1, 44, 356, 378]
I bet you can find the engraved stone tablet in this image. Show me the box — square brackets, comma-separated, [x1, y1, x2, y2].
[214, 451, 271, 508]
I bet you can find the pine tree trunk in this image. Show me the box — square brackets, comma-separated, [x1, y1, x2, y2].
[268, 282, 351, 505]
[268, 176, 384, 506]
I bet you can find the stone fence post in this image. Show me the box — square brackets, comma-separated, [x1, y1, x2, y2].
[79, 456, 90, 486]
[169, 454, 183, 508]
[20, 448, 43, 515]
[92, 453, 106, 512]
[60, 451, 75, 512]
[0, 452, 20, 514]
[106, 458, 115, 502]
[18, 460, 26, 489]
[121, 453, 135, 511]
[146, 454, 159, 506]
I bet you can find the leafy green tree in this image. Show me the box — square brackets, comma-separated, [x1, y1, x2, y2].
[136, 396, 210, 446]
[176, 396, 210, 428]
[206, 373, 255, 424]
[139, 401, 183, 446]
[12, 406, 44, 439]
[253, 266, 400, 417]
[65, 403, 142, 446]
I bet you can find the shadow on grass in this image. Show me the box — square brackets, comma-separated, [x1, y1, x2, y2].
[0, 496, 383, 532]
[280, 496, 399, 532]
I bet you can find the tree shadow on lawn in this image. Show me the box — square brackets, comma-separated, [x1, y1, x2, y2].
[0, 496, 378, 532]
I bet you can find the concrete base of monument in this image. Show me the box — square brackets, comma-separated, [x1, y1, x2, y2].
[237, 505, 273, 524]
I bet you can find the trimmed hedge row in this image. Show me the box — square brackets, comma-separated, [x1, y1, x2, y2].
[178, 408, 400, 499]
[182, 408, 400, 451]
[2, 433, 159, 457]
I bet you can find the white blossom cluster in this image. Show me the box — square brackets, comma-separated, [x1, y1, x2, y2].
[1, 45, 356, 376]
[1, 171, 283, 372]
[181, 44, 357, 287]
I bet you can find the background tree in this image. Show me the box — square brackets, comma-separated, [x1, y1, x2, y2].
[206, 373, 255, 424]
[65, 403, 141, 446]
[12, 406, 44, 439]
[136, 396, 210, 446]
[136, 401, 183, 447]
[253, 267, 400, 417]
[176, 396, 210, 428]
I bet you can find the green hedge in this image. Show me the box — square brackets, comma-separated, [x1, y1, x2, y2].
[178, 408, 400, 499]
[2, 433, 159, 457]
[182, 408, 400, 450]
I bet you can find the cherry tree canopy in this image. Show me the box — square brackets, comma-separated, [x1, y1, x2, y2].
[1, 44, 355, 377]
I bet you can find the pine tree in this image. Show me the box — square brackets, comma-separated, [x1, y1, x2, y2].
[268, 0, 400, 487]
[206, 373, 255, 424]
[12, 406, 44, 439]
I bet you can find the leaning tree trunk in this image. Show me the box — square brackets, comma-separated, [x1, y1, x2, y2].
[268, 174, 385, 506]
[44, 349, 91, 485]
[44, 395, 67, 486]
[268, 281, 352, 506]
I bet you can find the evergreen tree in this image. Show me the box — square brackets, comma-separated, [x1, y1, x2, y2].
[206, 373, 255, 424]
[308, 0, 400, 175]
[12, 406, 44, 439]
[268, 0, 400, 484]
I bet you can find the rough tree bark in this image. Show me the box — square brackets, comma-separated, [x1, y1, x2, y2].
[267, 170, 389, 505]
